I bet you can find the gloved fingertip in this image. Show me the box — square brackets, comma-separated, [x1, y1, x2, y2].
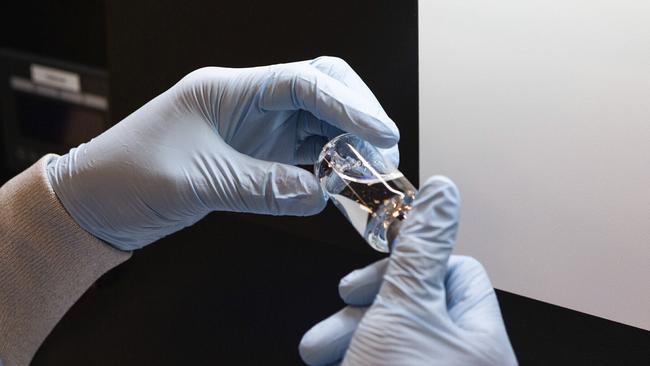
[366, 118, 400, 149]
[268, 164, 327, 216]
[295, 170, 328, 216]
[376, 145, 400, 169]
[300, 325, 341, 366]
[299, 307, 366, 366]
[299, 331, 327, 366]
[422, 175, 458, 194]
[408, 175, 460, 219]
[338, 258, 389, 306]
[337, 270, 357, 296]
[385, 119, 401, 145]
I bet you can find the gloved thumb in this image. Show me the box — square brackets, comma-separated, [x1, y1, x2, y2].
[379, 176, 460, 314]
[210, 151, 327, 216]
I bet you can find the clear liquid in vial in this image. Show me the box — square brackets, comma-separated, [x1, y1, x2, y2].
[316, 133, 417, 252]
[323, 171, 416, 252]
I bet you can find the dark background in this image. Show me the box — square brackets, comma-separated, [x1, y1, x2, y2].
[0, 1, 647, 365]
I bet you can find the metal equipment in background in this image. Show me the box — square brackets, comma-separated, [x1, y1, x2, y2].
[0, 49, 109, 172]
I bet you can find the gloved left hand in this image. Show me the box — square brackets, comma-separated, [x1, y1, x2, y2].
[47, 56, 399, 251]
[299, 177, 517, 366]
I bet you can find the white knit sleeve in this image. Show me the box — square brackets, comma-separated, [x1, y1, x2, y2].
[0, 155, 131, 366]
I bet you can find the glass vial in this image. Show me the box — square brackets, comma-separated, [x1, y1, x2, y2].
[315, 133, 417, 252]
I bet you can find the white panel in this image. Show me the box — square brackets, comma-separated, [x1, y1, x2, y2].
[419, 0, 650, 330]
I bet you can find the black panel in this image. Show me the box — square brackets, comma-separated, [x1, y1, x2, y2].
[0, 0, 106, 68]
[497, 290, 649, 365]
[14, 91, 105, 145]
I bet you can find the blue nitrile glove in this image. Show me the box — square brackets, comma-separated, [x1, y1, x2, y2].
[299, 176, 518, 366]
[47, 56, 399, 251]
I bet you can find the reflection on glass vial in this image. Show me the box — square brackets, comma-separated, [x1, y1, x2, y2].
[315, 133, 417, 252]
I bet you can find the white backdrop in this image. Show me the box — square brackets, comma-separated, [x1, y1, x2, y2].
[419, 0, 649, 330]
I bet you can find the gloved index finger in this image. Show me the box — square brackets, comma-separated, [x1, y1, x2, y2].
[338, 258, 389, 306]
[380, 176, 460, 312]
[299, 306, 367, 366]
[308, 56, 385, 117]
[258, 64, 399, 148]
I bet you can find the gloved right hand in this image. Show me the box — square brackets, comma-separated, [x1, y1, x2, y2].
[299, 176, 518, 366]
[46, 56, 398, 251]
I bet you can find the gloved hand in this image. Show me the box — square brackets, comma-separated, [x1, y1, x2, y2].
[299, 176, 518, 366]
[47, 56, 399, 251]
